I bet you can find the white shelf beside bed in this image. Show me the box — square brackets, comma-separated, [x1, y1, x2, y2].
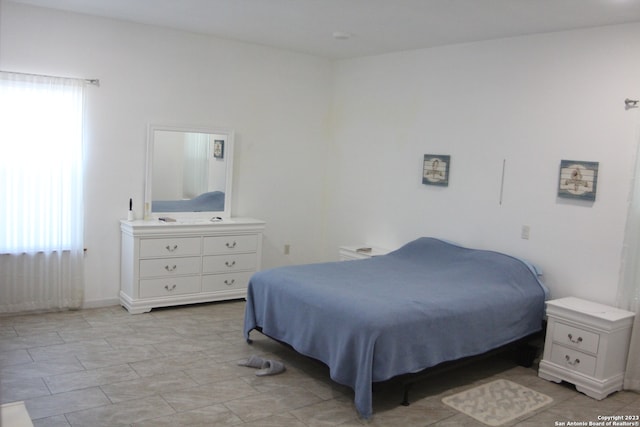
[339, 245, 391, 261]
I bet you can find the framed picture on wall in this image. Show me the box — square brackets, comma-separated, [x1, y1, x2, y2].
[557, 160, 599, 201]
[422, 154, 450, 186]
[213, 140, 224, 159]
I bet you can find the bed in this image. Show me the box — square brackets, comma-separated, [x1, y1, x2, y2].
[152, 191, 225, 212]
[243, 237, 548, 419]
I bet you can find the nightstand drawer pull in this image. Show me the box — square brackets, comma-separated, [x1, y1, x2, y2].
[224, 279, 235, 286]
[565, 355, 580, 366]
[225, 260, 236, 267]
[165, 244, 178, 252]
[164, 284, 177, 292]
[226, 241, 237, 249]
[567, 334, 583, 344]
[164, 265, 177, 272]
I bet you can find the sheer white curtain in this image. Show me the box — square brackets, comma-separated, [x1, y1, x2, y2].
[618, 124, 640, 391]
[183, 133, 209, 198]
[0, 72, 85, 312]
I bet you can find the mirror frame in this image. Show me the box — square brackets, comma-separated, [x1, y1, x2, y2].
[144, 124, 235, 220]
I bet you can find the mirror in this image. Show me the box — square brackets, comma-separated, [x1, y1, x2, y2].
[144, 124, 234, 219]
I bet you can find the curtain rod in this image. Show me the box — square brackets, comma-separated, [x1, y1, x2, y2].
[0, 70, 99, 86]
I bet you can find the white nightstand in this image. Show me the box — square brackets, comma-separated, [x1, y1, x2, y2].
[538, 297, 635, 400]
[339, 245, 391, 261]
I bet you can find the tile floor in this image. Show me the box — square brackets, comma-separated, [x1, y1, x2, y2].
[0, 300, 638, 426]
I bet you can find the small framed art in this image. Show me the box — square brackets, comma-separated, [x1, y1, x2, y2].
[557, 160, 599, 201]
[422, 154, 450, 186]
[213, 140, 224, 159]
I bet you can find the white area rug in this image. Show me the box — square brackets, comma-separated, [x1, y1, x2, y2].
[1, 401, 34, 427]
[442, 379, 553, 426]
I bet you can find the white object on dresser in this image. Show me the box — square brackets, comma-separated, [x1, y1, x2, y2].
[538, 296, 635, 400]
[120, 218, 265, 314]
[339, 245, 391, 261]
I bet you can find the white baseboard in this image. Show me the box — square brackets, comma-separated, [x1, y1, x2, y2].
[82, 297, 120, 309]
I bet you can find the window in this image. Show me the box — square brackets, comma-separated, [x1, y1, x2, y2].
[0, 72, 84, 253]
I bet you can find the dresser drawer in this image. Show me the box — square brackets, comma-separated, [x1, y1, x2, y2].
[139, 257, 201, 278]
[550, 344, 597, 377]
[139, 276, 201, 298]
[203, 235, 258, 254]
[202, 272, 253, 292]
[553, 321, 599, 354]
[202, 253, 257, 273]
[140, 237, 201, 257]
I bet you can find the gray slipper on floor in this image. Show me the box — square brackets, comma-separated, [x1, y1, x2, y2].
[255, 359, 286, 376]
[237, 355, 267, 369]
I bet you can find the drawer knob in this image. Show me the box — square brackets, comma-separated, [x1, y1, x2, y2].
[567, 333, 583, 344]
[164, 265, 177, 272]
[226, 241, 237, 249]
[224, 279, 235, 286]
[564, 355, 580, 366]
[225, 260, 236, 267]
[164, 284, 177, 292]
[165, 244, 178, 252]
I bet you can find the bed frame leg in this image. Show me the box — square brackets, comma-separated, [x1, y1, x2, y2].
[515, 343, 538, 368]
[401, 384, 412, 406]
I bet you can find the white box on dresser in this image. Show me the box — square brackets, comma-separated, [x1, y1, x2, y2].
[120, 217, 265, 314]
[538, 297, 635, 399]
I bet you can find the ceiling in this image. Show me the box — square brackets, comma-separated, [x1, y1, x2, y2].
[8, 0, 640, 59]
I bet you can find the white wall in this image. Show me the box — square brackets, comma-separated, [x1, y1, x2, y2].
[0, 1, 333, 306]
[327, 24, 640, 306]
[2, 1, 640, 309]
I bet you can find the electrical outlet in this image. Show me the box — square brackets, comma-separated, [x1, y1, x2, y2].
[521, 225, 530, 240]
[284, 244, 290, 255]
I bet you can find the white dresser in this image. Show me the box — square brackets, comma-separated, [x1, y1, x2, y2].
[120, 218, 265, 314]
[538, 297, 635, 399]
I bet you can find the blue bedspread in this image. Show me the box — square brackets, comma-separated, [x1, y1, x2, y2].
[243, 237, 546, 419]
[152, 191, 225, 212]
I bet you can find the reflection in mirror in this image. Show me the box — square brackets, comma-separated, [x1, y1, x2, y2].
[145, 125, 234, 219]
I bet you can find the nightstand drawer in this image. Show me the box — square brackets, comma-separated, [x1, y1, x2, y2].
[553, 322, 599, 354]
[140, 276, 201, 298]
[203, 235, 258, 254]
[140, 237, 201, 257]
[139, 257, 201, 278]
[550, 344, 596, 377]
